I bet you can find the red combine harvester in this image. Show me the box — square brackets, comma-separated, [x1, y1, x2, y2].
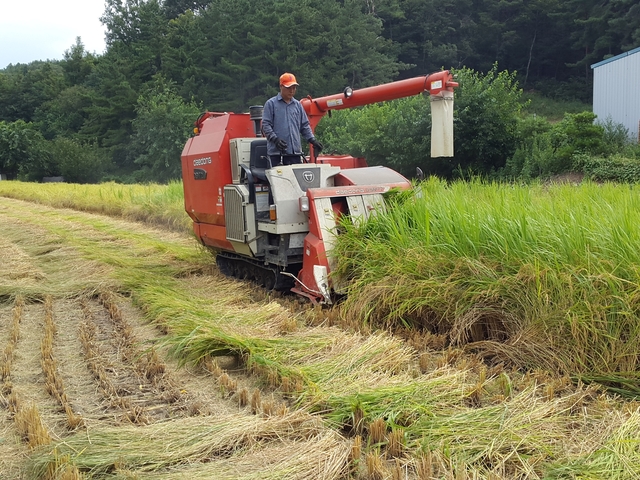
[181, 71, 458, 303]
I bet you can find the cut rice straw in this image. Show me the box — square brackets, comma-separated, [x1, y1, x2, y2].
[25, 410, 328, 477]
[111, 433, 350, 480]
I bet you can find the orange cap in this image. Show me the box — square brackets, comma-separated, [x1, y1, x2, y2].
[279, 72, 299, 87]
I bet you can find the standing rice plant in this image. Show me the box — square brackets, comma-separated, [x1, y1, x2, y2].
[333, 178, 640, 392]
[0, 181, 190, 233]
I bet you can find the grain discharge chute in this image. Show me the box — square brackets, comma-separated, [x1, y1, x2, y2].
[181, 71, 458, 303]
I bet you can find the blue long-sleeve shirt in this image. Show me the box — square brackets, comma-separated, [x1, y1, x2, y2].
[262, 93, 315, 156]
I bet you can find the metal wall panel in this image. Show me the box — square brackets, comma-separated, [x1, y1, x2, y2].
[592, 49, 640, 142]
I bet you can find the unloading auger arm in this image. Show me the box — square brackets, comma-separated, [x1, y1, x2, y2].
[300, 70, 458, 132]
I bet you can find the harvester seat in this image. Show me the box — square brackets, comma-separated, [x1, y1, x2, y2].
[249, 139, 270, 182]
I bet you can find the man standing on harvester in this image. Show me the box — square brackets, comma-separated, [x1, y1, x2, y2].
[262, 72, 323, 165]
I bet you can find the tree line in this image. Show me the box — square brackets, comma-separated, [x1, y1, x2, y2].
[0, 0, 638, 183]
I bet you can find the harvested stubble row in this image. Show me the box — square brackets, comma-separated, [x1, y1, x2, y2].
[1, 187, 640, 478]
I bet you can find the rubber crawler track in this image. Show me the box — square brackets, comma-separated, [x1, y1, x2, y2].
[215, 251, 297, 291]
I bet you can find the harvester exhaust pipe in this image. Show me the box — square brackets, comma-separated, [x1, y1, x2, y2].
[249, 105, 263, 137]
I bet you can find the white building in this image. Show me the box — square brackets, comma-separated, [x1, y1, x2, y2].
[591, 46, 640, 142]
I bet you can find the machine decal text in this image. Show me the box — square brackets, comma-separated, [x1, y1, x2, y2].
[335, 187, 385, 195]
[193, 157, 212, 166]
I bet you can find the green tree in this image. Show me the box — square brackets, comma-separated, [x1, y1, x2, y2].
[101, 0, 168, 84]
[86, 0, 175, 174]
[502, 114, 554, 180]
[0, 62, 66, 123]
[51, 137, 110, 183]
[77, 14, 165, 173]
[608, 0, 640, 52]
[35, 85, 94, 139]
[130, 76, 200, 182]
[0, 120, 51, 180]
[562, 0, 616, 80]
[62, 38, 97, 85]
[550, 111, 605, 163]
[319, 66, 526, 178]
[452, 65, 525, 175]
[377, 0, 476, 75]
[168, 0, 405, 112]
[497, 0, 573, 87]
[79, 58, 138, 151]
[316, 96, 431, 177]
[162, 0, 211, 19]
[162, 10, 212, 102]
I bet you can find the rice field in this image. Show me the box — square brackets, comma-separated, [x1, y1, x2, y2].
[0, 180, 190, 233]
[1, 179, 640, 479]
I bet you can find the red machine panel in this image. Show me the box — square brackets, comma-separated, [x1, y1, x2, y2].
[181, 113, 254, 236]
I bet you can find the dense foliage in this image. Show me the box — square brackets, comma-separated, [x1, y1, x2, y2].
[318, 67, 640, 180]
[317, 65, 524, 178]
[0, 0, 639, 182]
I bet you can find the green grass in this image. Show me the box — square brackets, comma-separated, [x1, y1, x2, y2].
[521, 91, 590, 122]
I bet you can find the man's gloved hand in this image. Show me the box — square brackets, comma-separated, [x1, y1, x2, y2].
[275, 138, 288, 152]
[309, 138, 323, 154]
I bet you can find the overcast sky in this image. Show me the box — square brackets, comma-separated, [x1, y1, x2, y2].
[0, 0, 107, 69]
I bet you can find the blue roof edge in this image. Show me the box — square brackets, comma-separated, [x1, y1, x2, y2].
[591, 46, 640, 69]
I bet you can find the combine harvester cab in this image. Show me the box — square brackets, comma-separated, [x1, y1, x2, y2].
[182, 71, 458, 303]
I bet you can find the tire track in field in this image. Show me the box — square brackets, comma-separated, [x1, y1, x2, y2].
[49, 298, 108, 428]
[8, 301, 63, 438]
[79, 292, 212, 424]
